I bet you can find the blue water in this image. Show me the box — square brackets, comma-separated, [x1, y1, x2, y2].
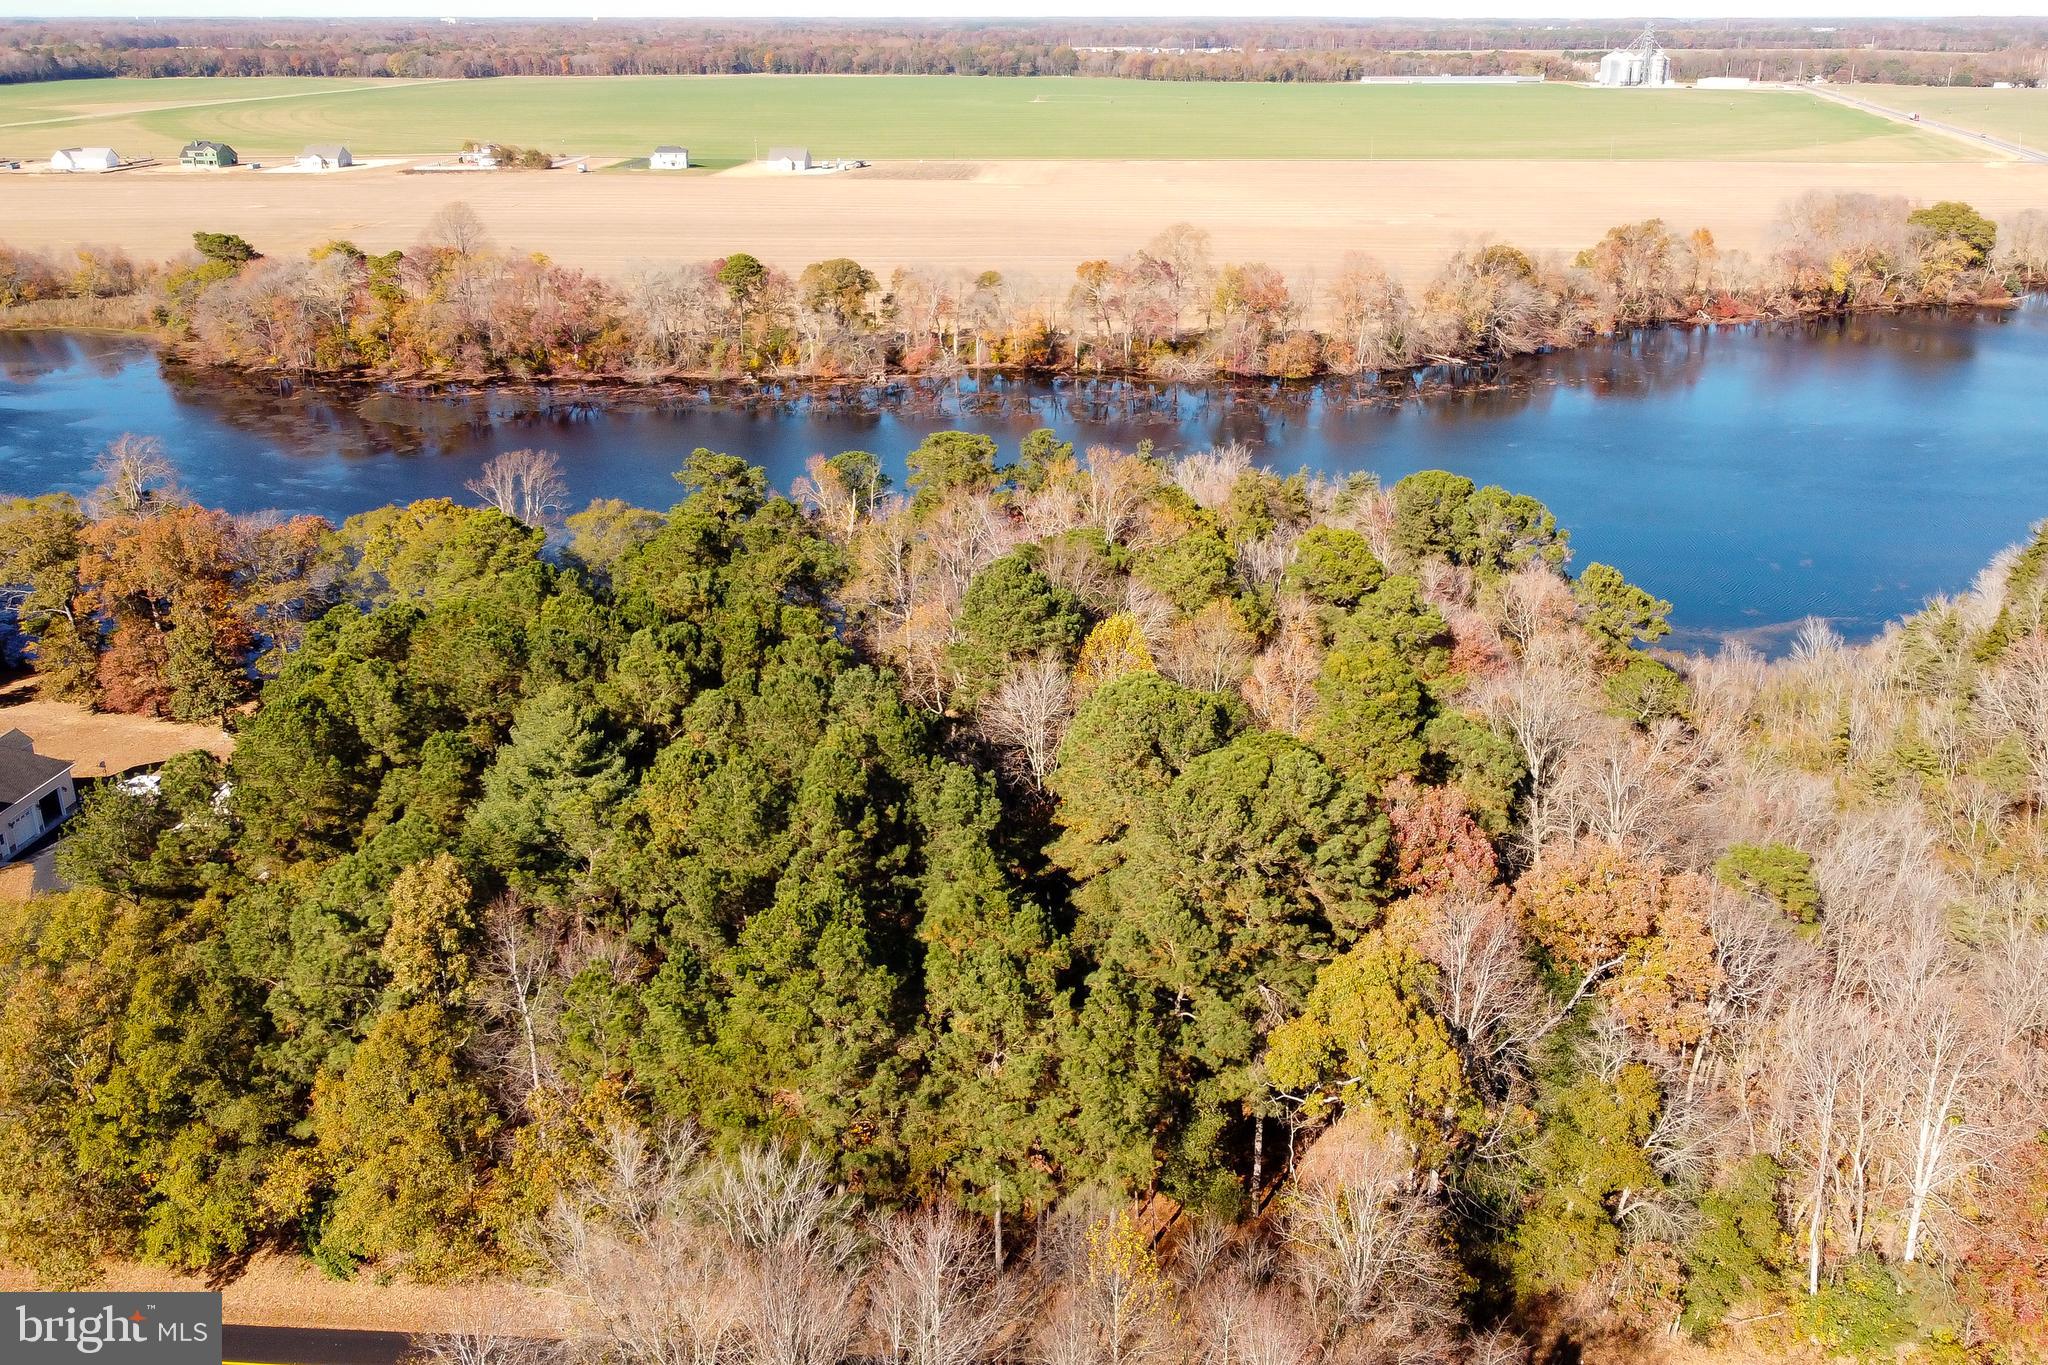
[3, 307, 2046, 649]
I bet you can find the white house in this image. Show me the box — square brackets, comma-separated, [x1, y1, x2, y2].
[50, 147, 120, 172]
[765, 146, 813, 172]
[458, 143, 501, 168]
[650, 145, 692, 170]
[297, 144, 354, 170]
[0, 729, 76, 863]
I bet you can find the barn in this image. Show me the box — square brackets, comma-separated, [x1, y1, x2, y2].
[50, 147, 120, 172]
[297, 145, 354, 170]
[180, 140, 239, 169]
[765, 146, 813, 172]
[650, 145, 692, 170]
[0, 730, 76, 863]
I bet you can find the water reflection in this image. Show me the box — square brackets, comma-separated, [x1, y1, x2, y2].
[3, 305, 2046, 651]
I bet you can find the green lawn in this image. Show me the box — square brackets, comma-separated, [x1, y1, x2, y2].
[1857, 84, 2048, 152]
[0, 75, 1970, 165]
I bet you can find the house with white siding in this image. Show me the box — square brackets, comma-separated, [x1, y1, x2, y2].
[764, 146, 812, 172]
[650, 145, 691, 170]
[0, 730, 76, 863]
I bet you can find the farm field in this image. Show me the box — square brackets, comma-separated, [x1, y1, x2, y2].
[0, 76, 440, 141]
[0, 74, 1976, 164]
[1856, 83, 2048, 152]
[6, 157, 2042, 298]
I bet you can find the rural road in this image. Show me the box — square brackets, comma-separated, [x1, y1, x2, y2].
[1812, 85, 2048, 163]
[223, 1325, 417, 1365]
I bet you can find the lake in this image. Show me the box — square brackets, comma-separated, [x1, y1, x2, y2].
[4, 308, 2047, 651]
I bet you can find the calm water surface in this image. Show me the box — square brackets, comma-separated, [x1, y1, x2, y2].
[4, 308, 2047, 650]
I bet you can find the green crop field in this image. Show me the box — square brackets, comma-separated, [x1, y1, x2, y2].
[0, 75, 1970, 165]
[1858, 84, 2048, 152]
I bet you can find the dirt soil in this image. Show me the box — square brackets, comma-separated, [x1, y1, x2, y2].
[0, 674, 231, 780]
[0, 1255, 562, 1336]
[4, 157, 2043, 291]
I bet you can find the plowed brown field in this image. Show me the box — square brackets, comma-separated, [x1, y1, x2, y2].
[7, 157, 2044, 291]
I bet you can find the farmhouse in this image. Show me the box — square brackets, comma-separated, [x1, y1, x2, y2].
[459, 143, 501, 168]
[180, 140, 238, 168]
[0, 730, 76, 864]
[297, 144, 353, 170]
[651, 145, 692, 170]
[49, 147, 120, 172]
[765, 146, 813, 172]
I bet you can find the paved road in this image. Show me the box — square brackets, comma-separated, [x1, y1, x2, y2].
[1813, 85, 2048, 163]
[223, 1325, 416, 1365]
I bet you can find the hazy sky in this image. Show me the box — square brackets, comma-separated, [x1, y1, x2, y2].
[6, 2, 2048, 21]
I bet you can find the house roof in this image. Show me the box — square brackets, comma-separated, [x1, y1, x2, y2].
[182, 140, 233, 154]
[766, 146, 810, 161]
[653, 145, 688, 155]
[56, 147, 116, 159]
[0, 730, 70, 807]
[301, 144, 350, 158]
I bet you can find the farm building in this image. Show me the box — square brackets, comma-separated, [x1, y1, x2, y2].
[1595, 28, 1675, 87]
[651, 145, 692, 170]
[180, 140, 238, 168]
[50, 147, 120, 172]
[765, 146, 813, 172]
[0, 730, 76, 864]
[459, 144, 501, 168]
[297, 145, 353, 170]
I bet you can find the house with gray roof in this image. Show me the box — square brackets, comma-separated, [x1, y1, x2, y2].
[0, 729, 75, 863]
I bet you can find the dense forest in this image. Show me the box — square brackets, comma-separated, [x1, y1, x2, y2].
[2, 403, 2047, 1362]
[2, 18, 2044, 85]
[2, 195, 2040, 387]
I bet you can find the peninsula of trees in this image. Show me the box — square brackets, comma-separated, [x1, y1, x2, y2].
[0, 194, 2038, 388]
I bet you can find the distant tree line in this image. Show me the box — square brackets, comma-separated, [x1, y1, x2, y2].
[1, 196, 2039, 387]
[1, 18, 2044, 85]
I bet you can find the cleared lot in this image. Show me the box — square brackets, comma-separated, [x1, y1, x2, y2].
[3, 156, 2042, 291]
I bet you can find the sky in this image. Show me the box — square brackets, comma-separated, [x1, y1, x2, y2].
[5, 3, 2048, 20]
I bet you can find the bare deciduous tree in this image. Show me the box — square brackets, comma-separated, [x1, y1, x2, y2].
[415, 1295, 563, 1365]
[978, 653, 1075, 787]
[424, 200, 493, 257]
[1281, 1134, 1459, 1340]
[1158, 601, 1256, 694]
[548, 1125, 736, 1365]
[468, 449, 569, 528]
[1891, 993, 1998, 1263]
[1477, 661, 1592, 862]
[871, 1206, 1019, 1365]
[1242, 609, 1322, 737]
[1418, 894, 1547, 1087]
[87, 434, 181, 520]
[476, 895, 565, 1106]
